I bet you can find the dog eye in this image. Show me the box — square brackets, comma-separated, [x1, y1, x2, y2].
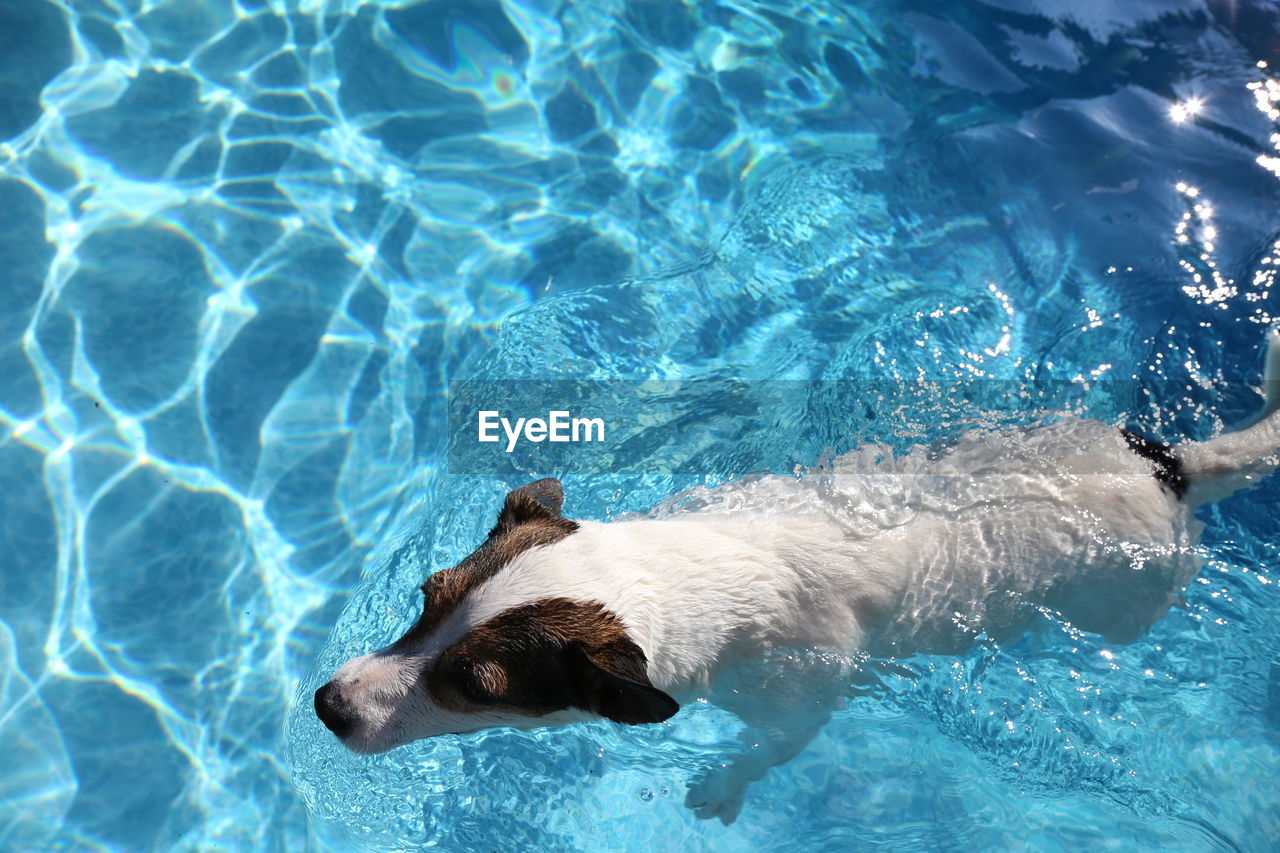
[457, 666, 497, 705]
[463, 683, 496, 705]
[460, 673, 497, 705]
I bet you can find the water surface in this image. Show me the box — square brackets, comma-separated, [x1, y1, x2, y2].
[1, 0, 1278, 850]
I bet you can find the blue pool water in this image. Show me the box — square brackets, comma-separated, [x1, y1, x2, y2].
[2, 0, 1280, 849]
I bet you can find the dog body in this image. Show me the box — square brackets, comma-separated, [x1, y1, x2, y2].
[317, 330, 1280, 821]
[459, 419, 1193, 688]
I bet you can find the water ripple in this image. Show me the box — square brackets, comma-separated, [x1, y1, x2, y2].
[0, 0, 1278, 850]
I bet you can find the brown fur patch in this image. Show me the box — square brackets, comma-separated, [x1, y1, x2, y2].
[391, 481, 577, 650]
[428, 598, 657, 719]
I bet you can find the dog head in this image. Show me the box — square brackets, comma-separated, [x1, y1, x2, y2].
[314, 478, 679, 753]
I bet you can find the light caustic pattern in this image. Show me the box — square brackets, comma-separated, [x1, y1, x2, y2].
[292, 18, 1280, 853]
[2, 0, 1280, 850]
[0, 0, 937, 849]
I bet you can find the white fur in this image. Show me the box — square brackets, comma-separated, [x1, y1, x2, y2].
[325, 330, 1280, 818]
[453, 418, 1203, 697]
[465, 516, 890, 691]
[336, 418, 1201, 741]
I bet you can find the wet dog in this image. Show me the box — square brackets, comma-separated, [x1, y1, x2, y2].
[316, 329, 1280, 822]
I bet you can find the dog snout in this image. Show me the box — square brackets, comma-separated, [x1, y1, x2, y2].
[314, 681, 356, 739]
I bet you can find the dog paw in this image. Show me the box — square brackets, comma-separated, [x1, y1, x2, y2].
[685, 766, 747, 825]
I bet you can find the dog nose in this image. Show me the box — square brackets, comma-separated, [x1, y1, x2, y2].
[314, 681, 355, 739]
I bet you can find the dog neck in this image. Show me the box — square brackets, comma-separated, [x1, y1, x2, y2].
[467, 511, 906, 694]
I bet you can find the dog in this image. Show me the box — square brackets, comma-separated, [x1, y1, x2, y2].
[316, 328, 1280, 822]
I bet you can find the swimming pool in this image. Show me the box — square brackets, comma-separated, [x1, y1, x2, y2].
[1, 0, 1278, 849]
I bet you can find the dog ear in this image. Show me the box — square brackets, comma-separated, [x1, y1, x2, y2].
[492, 478, 564, 535]
[568, 639, 679, 725]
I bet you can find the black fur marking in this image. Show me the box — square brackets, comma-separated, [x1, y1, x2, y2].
[1121, 429, 1187, 499]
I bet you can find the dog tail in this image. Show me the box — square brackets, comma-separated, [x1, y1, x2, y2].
[1177, 326, 1280, 505]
